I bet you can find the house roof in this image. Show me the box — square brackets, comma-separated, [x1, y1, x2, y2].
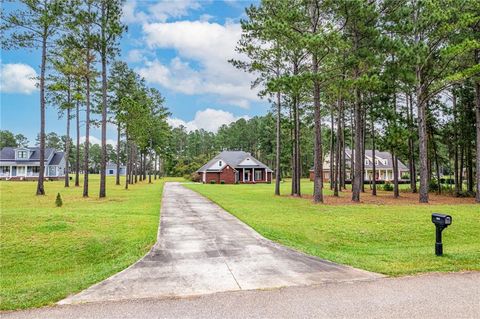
[106, 162, 126, 168]
[0, 147, 64, 165]
[197, 150, 272, 173]
[49, 152, 64, 165]
[310, 149, 408, 171]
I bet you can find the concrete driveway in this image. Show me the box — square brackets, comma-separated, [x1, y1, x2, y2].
[60, 182, 381, 305]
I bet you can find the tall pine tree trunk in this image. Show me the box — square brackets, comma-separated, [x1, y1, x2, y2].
[334, 95, 342, 197]
[361, 102, 366, 193]
[393, 152, 399, 197]
[125, 133, 129, 190]
[65, 99, 71, 188]
[116, 123, 121, 185]
[99, 53, 107, 197]
[407, 93, 417, 193]
[416, 71, 429, 203]
[466, 145, 473, 192]
[352, 84, 362, 202]
[475, 61, 480, 202]
[312, 54, 323, 202]
[83, 53, 91, 198]
[75, 98, 80, 187]
[459, 145, 464, 192]
[453, 90, 460, 195]
[36, 31, 47, 196]
[275, 91, 281, 196]
[371, 115, 377, 196]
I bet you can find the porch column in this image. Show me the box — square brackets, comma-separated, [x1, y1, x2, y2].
[265, 168, 267, 182]
[9, 165, 12, 177]
[243, 168, 244, 183]
[253, 168, 255, 182]
[24, 166, 27, 177]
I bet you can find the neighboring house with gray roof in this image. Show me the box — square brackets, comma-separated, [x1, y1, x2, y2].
[0, 147, 66, 180]
[310, 149, 409, 182]
[196, 150, 273, 184]
[106, 162, 127, 176]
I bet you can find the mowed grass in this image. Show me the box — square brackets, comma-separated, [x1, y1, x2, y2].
[185, 179, 480, 276]
[0, 175, 182, 310]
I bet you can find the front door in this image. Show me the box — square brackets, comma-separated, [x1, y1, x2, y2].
[244, 170, 249, 181]
[12, 166, 17, 176]
[16, 166, 25, 176]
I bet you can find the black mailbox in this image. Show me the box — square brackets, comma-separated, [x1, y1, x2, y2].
[431, 213, 452, 227]
[431, 213, 452, 256]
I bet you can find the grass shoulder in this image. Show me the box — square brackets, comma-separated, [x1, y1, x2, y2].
[0, 176, 183, 310]
[184, 180, 479, 276]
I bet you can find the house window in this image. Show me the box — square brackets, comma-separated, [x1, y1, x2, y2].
[365, 159, 369, 165]
[109, 169, 114, 174]
[255, 170, 262, 181]
[382, 159, 387, 165]
[0, 166, 10, 173]
[17, 151, 28, 159]
[31, 166, 39, 173]
[375, 159, 379, 166]
[219, 160, 222, 167]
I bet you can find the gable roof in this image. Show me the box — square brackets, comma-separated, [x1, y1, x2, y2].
[197, 150, 272, 173]
[49, 152, 65, 165]
[0, 147, 62, 164]
[312, 149, 408, 171]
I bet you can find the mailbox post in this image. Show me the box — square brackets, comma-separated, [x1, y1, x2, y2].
[431, 213, 452, 256]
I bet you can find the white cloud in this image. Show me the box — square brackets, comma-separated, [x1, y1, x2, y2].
[199, 14, 214, 22]
[138, 20, 259, 108]
[80, 136, 116, 146]
[122, 0, 201, 24]
[126, 49, 143, 63]
[168, 108, 249, 132]
[0, 63, 38, 94]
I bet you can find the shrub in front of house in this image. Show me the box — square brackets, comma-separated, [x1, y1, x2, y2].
[220, 180, 225, 184]
[382, 182, 393, 191]
[55, 193, 63, 207]
[188, 173, 202, 182]
[429, 180, 439, 192]
[210, 180, 216, 184]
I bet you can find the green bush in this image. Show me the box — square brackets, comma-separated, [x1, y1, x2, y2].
[188, 173, 202, 182]
[55, 193, 63, 207]
[401, 174, 410, 180]
[220, 180, 225, 184]
[210, 180, 216, 184]
[382, 182, 393, 191]
[429, 180, 439, 192]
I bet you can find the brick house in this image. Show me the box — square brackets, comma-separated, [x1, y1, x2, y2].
[197, 150, 273, 184]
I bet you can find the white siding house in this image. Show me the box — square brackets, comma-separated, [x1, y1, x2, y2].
[0, 147, 66, 180]
[105, 162, 127, 176]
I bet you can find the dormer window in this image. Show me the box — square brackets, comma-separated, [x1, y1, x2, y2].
[382, 159, 387, 165]
[219, 160, 222, 167]
[17, 151, 28, 159]
[365, 159, 369, 165]
[375, 159, 379, 166]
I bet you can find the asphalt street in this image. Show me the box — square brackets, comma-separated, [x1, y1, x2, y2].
[3, 272, 479, 319]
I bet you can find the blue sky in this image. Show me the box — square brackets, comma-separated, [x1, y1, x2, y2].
[0, 0, 268, 145]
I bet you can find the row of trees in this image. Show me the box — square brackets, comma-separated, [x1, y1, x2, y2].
[230, 0, 479, 203]
[2, 0, 169, 197]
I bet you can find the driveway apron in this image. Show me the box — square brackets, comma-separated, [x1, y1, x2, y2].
[60, 182, 382, 304]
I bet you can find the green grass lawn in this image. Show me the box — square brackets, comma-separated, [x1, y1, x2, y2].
[0, 175, 182, 310]
[185, 179, 480, 276]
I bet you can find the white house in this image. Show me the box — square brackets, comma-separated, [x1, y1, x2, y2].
[310, 149, 410, 182]
[0, 147, 66, 180]
[105, 162, 127, 176]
